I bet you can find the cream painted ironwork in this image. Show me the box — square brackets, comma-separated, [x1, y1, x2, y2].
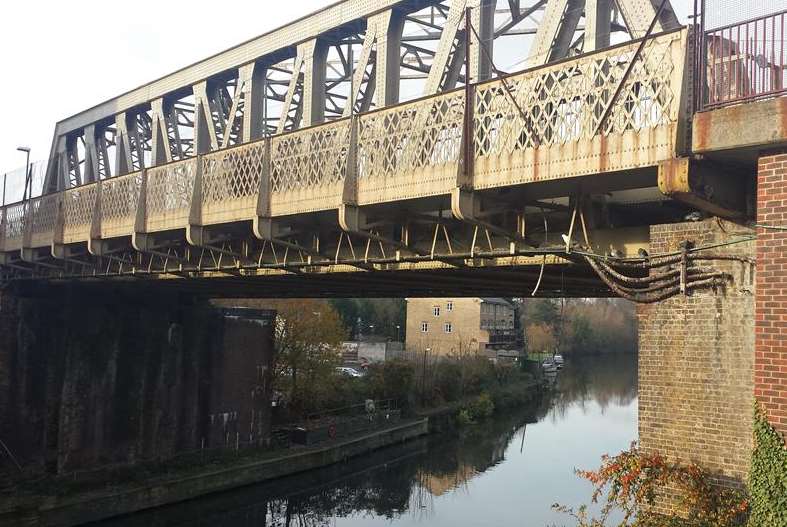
[357, 90, 465, 204]
[29, 194, 58, 248]
[145, 158, 197, 232]
[3, 202, 27, 252]
[473, 30, 686, 189]
[100, 171, 143, 238]
[0, 29, 689, 272]
[269, 118, 351, 216]
[62, 184, 98, 244]
[202, 142, 266, 224]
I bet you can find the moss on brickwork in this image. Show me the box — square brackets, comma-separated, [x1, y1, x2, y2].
[748, 402, 787, 527]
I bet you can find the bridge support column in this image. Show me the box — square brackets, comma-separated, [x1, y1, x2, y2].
[637, 219, 755, 490]
[755, 153, 787, 440]
[0, 287, 275, 477]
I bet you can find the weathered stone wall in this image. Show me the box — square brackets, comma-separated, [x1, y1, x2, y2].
[638, 219, 755, 487]
[0, 289, 275, 477]
[756, 153, 787, 440]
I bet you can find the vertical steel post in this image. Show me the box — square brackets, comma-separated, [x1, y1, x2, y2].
[464, 7, 475, 188]
[23, 150, 31, 202]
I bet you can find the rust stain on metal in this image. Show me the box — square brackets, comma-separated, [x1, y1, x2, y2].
[693, 111, 710, 152]
[658, 158, 690, 195]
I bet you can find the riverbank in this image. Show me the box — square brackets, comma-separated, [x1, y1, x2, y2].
[1, 419, 428, 527]
[2, 377, 541, 527]
[416, 376, 544, 433]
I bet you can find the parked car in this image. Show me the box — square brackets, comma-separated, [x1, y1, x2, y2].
[335, 366, 364, 378]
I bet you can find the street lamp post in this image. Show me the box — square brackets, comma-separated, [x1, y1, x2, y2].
[16, 147, 31, 202]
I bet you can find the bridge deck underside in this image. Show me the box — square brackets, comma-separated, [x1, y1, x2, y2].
[14, 261, 609, 299]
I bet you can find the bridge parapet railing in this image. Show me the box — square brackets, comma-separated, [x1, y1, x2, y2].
[702, 9, 787, 109]
[357, 89, 465, 204]
[62, 184, 98, 244]
[28, 194, 59, 248]
[269, 118, 351, 216]
[100, 171, 143, 239]
[145, 158, 197, 233]
[473, 29, 687, 189]
[202, 141, 267, 224]
[1, 202, 27, 252]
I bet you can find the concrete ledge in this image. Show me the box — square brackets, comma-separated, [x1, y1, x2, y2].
[693, 97, 787, 154]
[22, 419, 428, 527]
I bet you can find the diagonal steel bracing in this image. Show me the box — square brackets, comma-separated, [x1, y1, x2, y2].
[37, 0, 676, 200]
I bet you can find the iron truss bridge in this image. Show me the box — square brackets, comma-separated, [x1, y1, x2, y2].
[0, 0, 702, 297]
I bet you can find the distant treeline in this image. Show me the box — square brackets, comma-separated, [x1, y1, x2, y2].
[522, 298, 637, 355]
[329, 298, 406, 340]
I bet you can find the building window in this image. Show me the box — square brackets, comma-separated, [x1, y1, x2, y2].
[447, 301, 453, 312]
[444, 322, 452, 333]
[421, 322, 429, 333]
[433, 306, 440, 317]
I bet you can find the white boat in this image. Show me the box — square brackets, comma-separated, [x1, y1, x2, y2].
[541, 359, 558, 374]
[553, 354, 564, 370]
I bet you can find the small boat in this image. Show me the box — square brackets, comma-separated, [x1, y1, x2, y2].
[553, 354, 564, 370]
[541, 359, 558, 374]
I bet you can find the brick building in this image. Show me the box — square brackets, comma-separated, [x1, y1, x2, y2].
[405, 298, 520, 357]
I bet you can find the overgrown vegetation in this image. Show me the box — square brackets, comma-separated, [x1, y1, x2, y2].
[215, 298, 536, 421]
[523, 298, 637, 354]
[329, 298, 406, 340]
[316, 357, 534, 418]
[747, 402, 787, 527]
[554, 442, 749, 527]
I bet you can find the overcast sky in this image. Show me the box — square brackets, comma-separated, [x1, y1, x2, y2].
[0, 0, 694, 176]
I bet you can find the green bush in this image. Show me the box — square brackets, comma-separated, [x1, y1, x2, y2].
[433, 361, 463, 402]
[365, 360, 415, 407]
[748, 402, 787, 527]
[456, 408, 475, 426]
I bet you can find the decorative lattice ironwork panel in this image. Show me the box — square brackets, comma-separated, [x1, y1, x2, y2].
[202, 141, 266, 223]
[146, 159, 197, 232]
[27, 194, 59, 248]
[472, 30, 685, 188]
[2, 202, 27, 250]
[357, 90, 464, 203]
[270, 119, 351, 193]
[62, 184, 98, 243]
[30, 195, 58, 236]
[101, 172, 143, 237]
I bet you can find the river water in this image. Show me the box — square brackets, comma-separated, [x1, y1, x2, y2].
[96, 353, 637, 527]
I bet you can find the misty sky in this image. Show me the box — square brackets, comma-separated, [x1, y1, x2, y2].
[0, 0, 695, 176]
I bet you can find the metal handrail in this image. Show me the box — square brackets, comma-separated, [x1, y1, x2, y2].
[700, 7, 787, 110]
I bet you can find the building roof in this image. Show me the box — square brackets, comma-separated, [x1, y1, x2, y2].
[480, 298, 514, 308]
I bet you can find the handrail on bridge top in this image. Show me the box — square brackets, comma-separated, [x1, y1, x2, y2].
[700, 8, 787, 110]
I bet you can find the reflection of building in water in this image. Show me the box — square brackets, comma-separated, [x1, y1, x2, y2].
[417, 419, 522, 498]
[419, 463, 478, 496]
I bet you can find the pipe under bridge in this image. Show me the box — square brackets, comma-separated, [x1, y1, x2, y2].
[0, 0, 724, 297]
